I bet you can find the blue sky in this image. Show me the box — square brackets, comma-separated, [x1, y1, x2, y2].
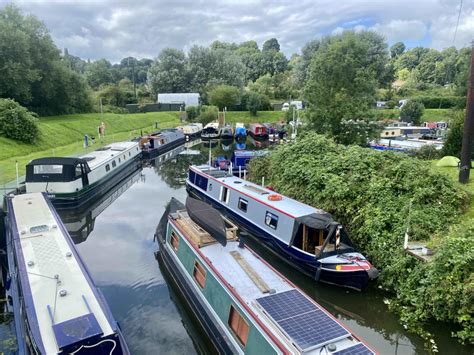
[3, 0, 472, 62]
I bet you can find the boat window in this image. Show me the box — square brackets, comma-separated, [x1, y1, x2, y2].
[265, 212, 278, 229]
[228, 305, 249, 346]
[105, 164, 110, 172]
[193, 261, 206, 289]
[170, 231, 179, 251]
[238, 198, 248, 212]
[118, 158, 121, 163]
[112, 160, 117, 168]
[129, 152, 131, 156]
[220, 186, 230, 204]
[75, 165, 82, 178]
[33, 165, 63, 174]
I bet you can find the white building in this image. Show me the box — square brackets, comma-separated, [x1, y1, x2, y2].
[157, 93, 200, 107]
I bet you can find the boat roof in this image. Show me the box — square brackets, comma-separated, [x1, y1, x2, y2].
[9, 193, 116, 353]
[232, 150, 268, 158]
[27, 157, 86, 167]
[170, 212, 374, 354]
[191, 165, 327, 218]
[80, 141, 138, 169]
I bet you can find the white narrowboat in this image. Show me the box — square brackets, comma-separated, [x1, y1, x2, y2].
[156, 197, 376, 354]
[4, 192, 130, 354]
[186, 165, 379, 291]
[176, 123, 203, 139]
[26, 142, 141, 207]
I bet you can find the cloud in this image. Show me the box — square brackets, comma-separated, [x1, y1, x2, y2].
[3, 0, 472, 62]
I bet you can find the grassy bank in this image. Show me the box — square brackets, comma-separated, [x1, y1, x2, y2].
[373, 108, 453, 122]
[0, 110, 283, 184]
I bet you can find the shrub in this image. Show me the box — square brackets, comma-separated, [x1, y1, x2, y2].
[0, 99, 39, 143]
[185, 105, 201, 121]
[197, 105, 218, 125]
[442, 111, 464, 158]
[386, 100, 397, 109]
[248, 133, 470, 342]
[247, 92, 261, 116]
[411, 145, 442, 160]
[400, 100, 425, 124]
[415, 96, 466, 109]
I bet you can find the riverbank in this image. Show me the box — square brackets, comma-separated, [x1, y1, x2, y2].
[247, 134, 473, 348]
[0, 111, 282, 184]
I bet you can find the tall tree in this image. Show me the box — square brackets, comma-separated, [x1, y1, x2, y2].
[304, 30, 387, 145]
[85, 59, 113, 89]
[262, 38, 280, 52]
[208, 85, 240, 110]
[390, 42, 406, 58]
[147, 48, 189, 95]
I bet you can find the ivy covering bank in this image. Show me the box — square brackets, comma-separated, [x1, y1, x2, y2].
[248, 133, 473, 344]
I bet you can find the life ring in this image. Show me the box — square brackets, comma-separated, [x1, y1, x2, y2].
[268, 194, 282, 201]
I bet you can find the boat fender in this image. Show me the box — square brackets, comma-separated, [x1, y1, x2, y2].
[268, 194, 282, 201]
[315, 266, 322, 282]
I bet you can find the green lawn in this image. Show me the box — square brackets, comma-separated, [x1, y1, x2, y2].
[0, 110, 283, 184]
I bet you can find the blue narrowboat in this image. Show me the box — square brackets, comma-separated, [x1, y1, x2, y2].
[156, 197, 376, 354]
[186, 165, 379, 291]
[4, 192, 129, 354]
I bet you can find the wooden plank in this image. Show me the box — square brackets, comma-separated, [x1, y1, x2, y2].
[230, 251, 271, 293]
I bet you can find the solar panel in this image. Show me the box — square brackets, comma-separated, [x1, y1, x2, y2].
[256, 289, 350, 351]
[333, 342, 375, 355]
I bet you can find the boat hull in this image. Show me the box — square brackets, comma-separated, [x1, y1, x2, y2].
[156, 237, 237, 354]
[142, 137, 186, 159]
[48, 157, 142, 209]
[187, 184, 370, 291]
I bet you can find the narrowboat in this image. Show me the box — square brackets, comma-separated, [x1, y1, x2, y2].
[25, 141, 141, 207]
[248, 123, 268, 139]
[186, 165, 379, 291]
[220, 126, 234, 140]
[57, 166, 142, 244]
[202, 122, 220, 140]
[139, 128, 186, 159]
[235, 123, 247, 140]
[214, 150, 269, 175]
[4, 192, 130, 354]
[177, 123, 203, 140]
[156, 197, 376, 354]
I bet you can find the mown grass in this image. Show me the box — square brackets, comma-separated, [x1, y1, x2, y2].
[0, 110, 283, 184]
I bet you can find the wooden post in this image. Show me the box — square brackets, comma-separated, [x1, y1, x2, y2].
[459, 42, 474, 183]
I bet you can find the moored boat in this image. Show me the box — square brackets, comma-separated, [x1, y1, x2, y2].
[201, 122, 220, 140]
[139, 128, 186, 159]
[176, 123, 203, 140]
[25, 141, 141, 207]
[156, 197, 376, 354]
[220, 126, 234, 140]
[214, 150, 269, 175]
[4, 192, 130, 354]
[186, 165, 379, 291]
[235, 123, 247, 140]
[249, 123, 268, 139]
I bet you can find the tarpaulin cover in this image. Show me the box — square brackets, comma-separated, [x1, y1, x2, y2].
[291, 211, 335, 245]
[186, 197, 227, 246]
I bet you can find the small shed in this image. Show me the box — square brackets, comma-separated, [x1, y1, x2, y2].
[157, 93, 200, 107]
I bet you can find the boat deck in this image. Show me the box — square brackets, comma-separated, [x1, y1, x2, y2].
[10, 193, 115, 353]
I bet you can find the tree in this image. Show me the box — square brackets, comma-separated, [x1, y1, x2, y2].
[208, 85, 240, 110]
[0, 5, 92, 115]
[0, 99, 39, 143]
[263, 38, 280, 52]
[390, 42, 405, 58]
[294, 39, 320, 86]
[85, 59, 113, 89]
[400, 100, 424, 124]
[147, 48, 189, 96]
[304, 30, 388, 144]
[442, 111, 464, 157]
[247, 91, 262, 116]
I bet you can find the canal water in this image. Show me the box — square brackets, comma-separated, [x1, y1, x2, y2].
[1, 137, 472, 354]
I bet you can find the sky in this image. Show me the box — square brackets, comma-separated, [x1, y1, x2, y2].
[3, 0, 473, 62]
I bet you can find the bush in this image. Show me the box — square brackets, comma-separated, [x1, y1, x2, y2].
[442, 111, 464, 158]
[411, 145, 442, 160]
[0, 99, 39, 143]
[386, 100, 397, 109]
[185, 105, 201, 121]
[415, 96, 466, 109]
[197, 105, 218, 125]
[247, 92, 261, 116]
[248, 133, 470, 342]
[400, 100, 425, 124]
